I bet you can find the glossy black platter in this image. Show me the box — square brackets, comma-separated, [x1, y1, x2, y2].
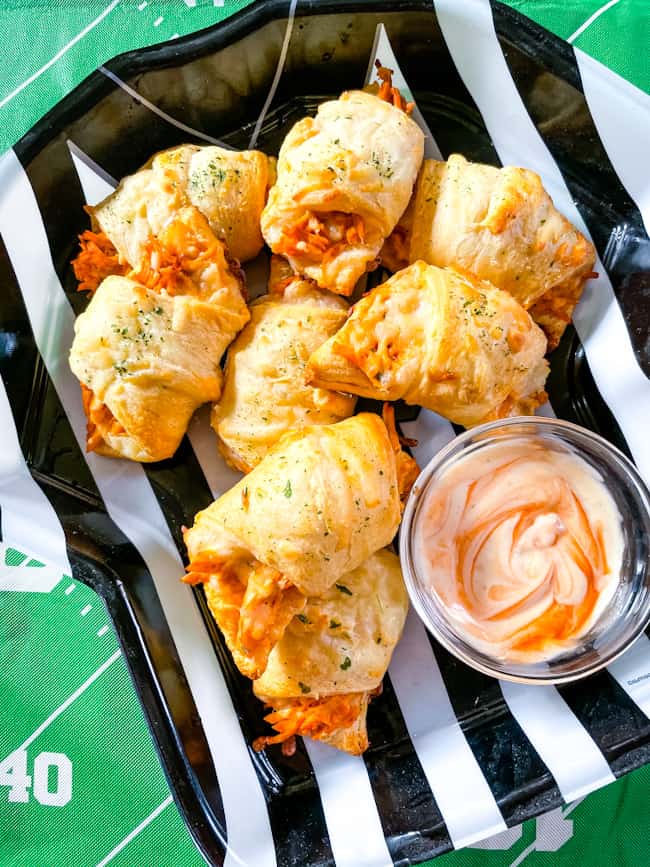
[2, 2, 649, 865]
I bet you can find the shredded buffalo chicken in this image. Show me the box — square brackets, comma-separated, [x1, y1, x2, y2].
[253, 692, 366, 754]
[72, 230, 128, 294]
[382, 403, 419, 504]
[183, 554, 305, 679]
[374, 61, 414, 114]
[80, 383, 125, 452]
[276, 211, 366, 261]
[132, 216, 232, 296]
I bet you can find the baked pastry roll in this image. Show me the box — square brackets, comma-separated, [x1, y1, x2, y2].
[73, 144, 274, 292]
[260, 89, 424, 296]
[252, 547, 408, 755]
[385, 154, 595, 348]
[69, 209, 249, 462]
[183, 412, 417, 678]
[307, 261, 549, 428]
[212, 258, 357, 472]
[150, 145, 275, 263]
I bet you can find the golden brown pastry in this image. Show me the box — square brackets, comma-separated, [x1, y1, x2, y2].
[307, 261, 549, 428]
[260, 89, 424, 296]
[151, 145, 276, 262]
[383, 154, 596, 348]
[183, 412, 417, 678]
[252, 547, 408, 755]
[212, 258, 357, 472]
[69, 208, 249, 461]
[83, 144, 274, 279]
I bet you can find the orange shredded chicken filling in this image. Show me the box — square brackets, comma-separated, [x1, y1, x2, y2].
[72, 230, 128, 294]
[253, 693, 364, 753]
[374, 61, 414, 114]
[276, 212, 366, 260]
[183, 553, 305, 679]
[382, 404, 419, 504]
[132, 221, 225, 296]
[80, 383, 125, 452]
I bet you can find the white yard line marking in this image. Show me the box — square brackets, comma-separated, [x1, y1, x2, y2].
[64, 584, 75, 595]
[509, 842, 536, 867]
[97, 625, 110, 637]
[183, 0, 197, 7]
[5, 650, 122, 759]
[214, 0, 225, 6]
[95, 795, 173, 867]
[568, 0, 622, 43]
[99, 66, 231, 147]
[248, 0, 298, 148]
[0, 1, 120, 111]
[137, 0, 147, 9]
[153, 15, 164, 26]
[170, 33, 180, 39]
[80, 604, 92, 616]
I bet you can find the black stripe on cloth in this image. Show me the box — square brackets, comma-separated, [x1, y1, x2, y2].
[364, 675, 453, 863]
[558, 672, 650, 777]
[492, 0, 650, 378]
[142, 441, 335, 867]
[429, 639, 564, 826]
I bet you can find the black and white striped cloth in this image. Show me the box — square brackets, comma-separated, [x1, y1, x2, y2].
[1, 1, 649, 865]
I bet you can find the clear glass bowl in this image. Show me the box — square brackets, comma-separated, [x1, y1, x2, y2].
[400, 417, 650, 684]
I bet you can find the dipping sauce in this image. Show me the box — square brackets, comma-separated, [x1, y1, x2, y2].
[413, 437, 624, 663]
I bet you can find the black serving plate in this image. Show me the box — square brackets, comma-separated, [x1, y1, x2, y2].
[2, 2, 650, 865]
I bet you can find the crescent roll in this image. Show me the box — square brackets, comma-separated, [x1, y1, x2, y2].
[73, 144, 274, 294]
[69, 208, 249, 462]
[261, 89, 424, 296]
[252, 548, 408, 755]
[212, 260, 357, 472]
[385, 154, 596, 348]
[307, 261, 549, 428]
[150, 145, 276, 262]
[183, 412, 417, 678]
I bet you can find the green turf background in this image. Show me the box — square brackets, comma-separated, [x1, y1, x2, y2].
[0, 2, 648, 865]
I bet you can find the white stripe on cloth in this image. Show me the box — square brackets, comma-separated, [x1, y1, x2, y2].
[607, 633, 650, 719]
[366, 24, 443, 160]
[433, 0, 637, 802]
[0, 378, 70, 587]
[390, 609, 508, 848]
[499, 680, 614, 802]
[0, 149, 276, 867]
[305, 741, 392, 867]
[575, 49, 650, 237]
[433, 0, 650, 485]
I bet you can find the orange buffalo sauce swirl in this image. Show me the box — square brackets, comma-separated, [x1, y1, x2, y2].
[414, 439, 623, 662]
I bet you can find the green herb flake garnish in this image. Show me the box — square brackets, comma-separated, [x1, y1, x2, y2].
[283, 480, 292, 498]
[335, 583, 352, 596]
[340, 656, 352, 671]
[298, 681, 311, 694]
